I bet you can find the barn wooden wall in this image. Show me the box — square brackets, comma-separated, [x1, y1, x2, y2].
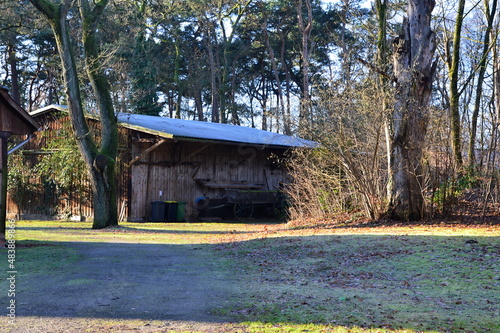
[7, 111, 291, 222]
[128, 137, 289, 221]
[6, 114, 130, 221]
[6, 112, 95, 219]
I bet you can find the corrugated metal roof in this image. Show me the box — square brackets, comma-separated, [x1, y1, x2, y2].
[118, 113, 317, 148]
[30, 105, 317, 148]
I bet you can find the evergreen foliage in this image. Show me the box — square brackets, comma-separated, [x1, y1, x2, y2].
[2, 0, 499, 223]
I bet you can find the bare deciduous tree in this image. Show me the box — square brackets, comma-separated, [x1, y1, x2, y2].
[29, 0, 118, 229]
[387, 0, 437, 220]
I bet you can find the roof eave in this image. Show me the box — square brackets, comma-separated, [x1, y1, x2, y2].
[0, 88, 40, 132]
[118, 122, 174, 139]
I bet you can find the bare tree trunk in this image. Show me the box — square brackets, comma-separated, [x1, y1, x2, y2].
[230, 65, 240, 125]
[297, 0, 313, 133]
[79, 0, 118, 228]
[339, 0, 352, 83]
[7, 44, 20, 104]
[174, 41, 182, 119]
[279, 31, 292, 135]
[195, 90, 204, 121]
[205, 31, 219, 123]
[388, 0, 437, 221]
[467, 0, 498, 165]
[375, 0, 392, 202]
[263, 19, 285, 133]
[495, 25, 500, 123]
[29, 0, 118, 228]
[447, 0, 466, 170]
[259, 66, 268, 131]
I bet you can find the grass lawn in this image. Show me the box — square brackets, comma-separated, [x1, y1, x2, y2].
[1, 220, 499, 332]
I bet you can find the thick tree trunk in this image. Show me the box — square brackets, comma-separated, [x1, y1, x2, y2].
[80, 0, 118, 228]
[388, 0, 437, 221]
[29, 0, 96, 162]
[29, 0, 118, 228]
[195, 90, 204, 121]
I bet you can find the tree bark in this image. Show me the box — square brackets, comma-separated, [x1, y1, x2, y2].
[447, 0, 466, 170]
[495, 26, 500, 124]
[297, 0, 313, 133]
[7, 44, 21, 104]
[263, 19, 285, 133]
[174, 40, 182, 119]
[29, 0, 118, 228]
[79, 0, 118, 228]
[205, 29, 219, 123]
[388, 0, 437, 221]
[467, 0, 498, 165]
[279, 31, 292, 135]
[374, 0, 391, 201]
[194, 90, 204, 121]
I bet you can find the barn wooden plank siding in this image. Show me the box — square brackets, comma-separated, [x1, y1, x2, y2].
[128, 139, 287, 221]
[6, 111, 129, 220]
[8, 106, 316, 221]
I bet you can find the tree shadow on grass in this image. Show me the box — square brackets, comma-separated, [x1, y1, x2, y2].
[1, 233, 499, 332]
[216, 233, 500, 332]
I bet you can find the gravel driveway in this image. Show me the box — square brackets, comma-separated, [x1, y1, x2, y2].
[2, 242, 244, 332]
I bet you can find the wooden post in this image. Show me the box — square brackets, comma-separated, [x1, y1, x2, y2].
[0, 131, 12, 238]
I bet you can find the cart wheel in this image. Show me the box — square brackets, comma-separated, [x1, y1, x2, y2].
[234, 199, 254, 219]
[273, 193, 289, 221]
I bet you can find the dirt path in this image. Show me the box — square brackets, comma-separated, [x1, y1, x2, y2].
[4, 242, 245, 332]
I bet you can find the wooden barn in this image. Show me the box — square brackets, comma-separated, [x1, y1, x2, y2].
[0, 86, 39, 234]
[7, 105, 316, 222]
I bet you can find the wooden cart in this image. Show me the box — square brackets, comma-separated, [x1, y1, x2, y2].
[226, 189, 288, 220]
[196, 180, 289, 220]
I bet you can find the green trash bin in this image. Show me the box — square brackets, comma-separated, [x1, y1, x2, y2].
[177, 201, 187, 222]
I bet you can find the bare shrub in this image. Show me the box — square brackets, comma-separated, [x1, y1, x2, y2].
[284, 148, 351, 222]
[285, 83, 388, 226]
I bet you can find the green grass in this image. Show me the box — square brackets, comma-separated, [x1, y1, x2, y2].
[218, 234, 500, 332]
[1, 241, 79, 278]
[9, 220, 270, 244]
[241, 322, 442, 333]
[1, 220, 499, 332]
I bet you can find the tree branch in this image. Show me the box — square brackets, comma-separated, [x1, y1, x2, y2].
[0, 21, 22, 33]
[356, 56, 397, 83]
[28, 0, 57, 18]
